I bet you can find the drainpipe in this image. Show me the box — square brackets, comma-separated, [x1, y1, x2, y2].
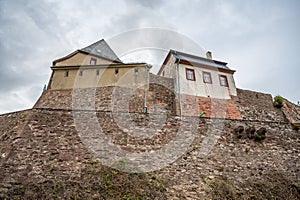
[144, 64, 151, 113]
[176, 58, 182, 117]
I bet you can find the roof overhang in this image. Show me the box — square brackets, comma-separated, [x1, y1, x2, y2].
[50, 63, 148, 70]
[158, 50, 236, 75]
[178, 59, 235, 74]
[52, 50, 123, 66]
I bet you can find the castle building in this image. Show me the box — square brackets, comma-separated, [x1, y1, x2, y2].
[44, 39, 240, 118]
[48, 39, 151, 90]
[158, 50, 237, 99]
[157, 50, 240, 117]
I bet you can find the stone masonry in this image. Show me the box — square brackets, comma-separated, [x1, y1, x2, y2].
[0, 108, 299, 199]
[1, 75, 300, 199]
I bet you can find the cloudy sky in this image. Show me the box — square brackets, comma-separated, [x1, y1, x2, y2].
[0, 0, 299, 114]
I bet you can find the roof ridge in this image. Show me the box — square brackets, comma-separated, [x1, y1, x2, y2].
[80, 39, 122, 63]
[80, 39, 105, 51]
[169, 49, 227, 66]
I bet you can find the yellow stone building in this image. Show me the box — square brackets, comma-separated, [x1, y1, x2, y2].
[48, 39, 151, 90]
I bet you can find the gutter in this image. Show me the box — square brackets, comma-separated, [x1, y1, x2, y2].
[144, 64, 151, 113]
[176, 58, 182, 117]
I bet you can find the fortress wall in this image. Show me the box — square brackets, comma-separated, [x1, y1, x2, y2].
[282, 98, 300, 126]
[34, 83, 176, 114]
[35, 71, 290, 123]
[180, 94, 242, 119]
[0, 109, 298, 199]
[34, 86, 289, 122]
[235, 88, 286, 122]
[149, 73, 174, 91]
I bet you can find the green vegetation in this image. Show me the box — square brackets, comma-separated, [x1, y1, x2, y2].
[274, 95, 283, 108]
[254, 133, 263, 141]
[7, 162, 166, 199]
[207, 172, 300, 200]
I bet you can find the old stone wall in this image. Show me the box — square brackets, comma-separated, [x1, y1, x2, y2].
[235, 88, 286, 122]
[282, 98, 300, 128]
[0, 109, 299, 199]
[34, 84, 175, 114]
[149, 73, 174, 91]
[35, 80, 291, 123]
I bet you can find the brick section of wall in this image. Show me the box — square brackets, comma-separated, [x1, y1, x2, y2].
[235, 88, 286, 122]
[180, 94, 242, 120]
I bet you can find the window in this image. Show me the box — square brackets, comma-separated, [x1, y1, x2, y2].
[115, 68, 119, 75]
[203, 72, 212, 84]
[219, 75, 228, 87]
[90, 58, 97, 65]
[64, 71, 69, 77]
[186, 68, 195, 81]
[96, 69, 100, 76]
[134, 68, 139, 74]
[79, 70, 83, 76]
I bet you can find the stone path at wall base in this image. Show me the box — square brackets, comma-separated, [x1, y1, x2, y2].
[0, 108, 299, 199]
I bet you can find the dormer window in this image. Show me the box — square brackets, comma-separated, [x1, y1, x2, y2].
[90, 58, 97, 65]
[203, 71, 212, 84]
[219, 75, 228, 87]
[186, 68, 195, 81]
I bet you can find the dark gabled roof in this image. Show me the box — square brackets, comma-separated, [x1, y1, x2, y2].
[79, 39, 122, 63]
[170, 50, 230, 70]
[158, 50, 235, 75]
[53, 39, 122, 65]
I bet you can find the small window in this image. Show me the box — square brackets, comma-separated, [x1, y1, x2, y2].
[90, 58, 97, 65]
[96, 69, 100, 76]
[219, 75, 228, 87]
[203, 71, 212, 84]
[79, 70, 83, 76]
[134, 68, 139, 74]
[114, 68, 119, 75]
[186, 68, 195, 81]
[64, 71, 69, 77]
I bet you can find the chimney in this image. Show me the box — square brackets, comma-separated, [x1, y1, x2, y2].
[206, 51, 212, 59]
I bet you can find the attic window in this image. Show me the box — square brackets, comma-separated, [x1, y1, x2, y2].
[90, 58, 97, 65]
[203, 71, 212, 84]
[64, 71, 69, 77]
[115, 68, 119, 75]
[219, 75, 228, 87]
[79, 70, 83, 76]
[186, 68, 195, 81]
[96, 69, 100, 76]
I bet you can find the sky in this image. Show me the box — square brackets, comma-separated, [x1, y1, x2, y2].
[0, 0, 299, 114]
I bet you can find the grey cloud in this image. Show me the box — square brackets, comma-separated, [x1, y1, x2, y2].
[0, 0, 299, 113]
[126, 0, 165, 9]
